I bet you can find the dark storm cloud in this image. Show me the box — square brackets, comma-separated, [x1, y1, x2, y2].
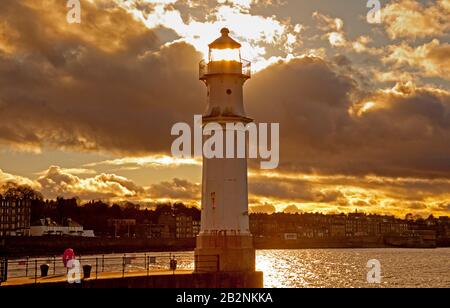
[148, 178, 200, 200]
[0, 0, 204, 154]
[1, 0, 450, 184]
[249, 176, 345, 203]
[245, 57, 450, 179]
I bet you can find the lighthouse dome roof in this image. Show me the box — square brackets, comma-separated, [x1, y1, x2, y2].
[208, 28, 242, 49]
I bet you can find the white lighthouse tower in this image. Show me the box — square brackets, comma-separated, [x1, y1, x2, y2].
[195, 28, 255, 273]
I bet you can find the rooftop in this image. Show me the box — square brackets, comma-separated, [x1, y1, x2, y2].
[208, 28, 241, 49]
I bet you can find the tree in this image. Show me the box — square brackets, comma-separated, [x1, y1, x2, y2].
[0, 182, 43, 200]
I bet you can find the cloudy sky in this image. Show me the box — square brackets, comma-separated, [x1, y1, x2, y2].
[1, 0, 450, 217]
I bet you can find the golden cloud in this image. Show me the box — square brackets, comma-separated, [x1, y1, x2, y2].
[1, 0, 450, 218]
[382, 0, 450, 40]
[384, 39, 450, 79]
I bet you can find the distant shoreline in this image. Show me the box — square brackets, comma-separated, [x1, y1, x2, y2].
[1, 236, 449, 258]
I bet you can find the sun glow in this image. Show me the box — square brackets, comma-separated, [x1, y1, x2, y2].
[210, 48, 241, 62]
[358, 101, 376, 116]
[115, 0, 298, 71]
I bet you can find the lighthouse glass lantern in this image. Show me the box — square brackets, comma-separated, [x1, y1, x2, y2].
[200, 28, 251, 87]
[209, 28, 242, 62]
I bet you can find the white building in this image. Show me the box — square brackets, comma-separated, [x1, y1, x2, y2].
[284, 233, 298, 241]
[195, 28, 255, 273]
[30, 218, 94, 237]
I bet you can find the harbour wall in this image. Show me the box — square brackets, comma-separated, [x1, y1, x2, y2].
[2, 235, 447, 258]
[3, 271, 264, 289]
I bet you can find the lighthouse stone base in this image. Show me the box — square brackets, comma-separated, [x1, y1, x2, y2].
[195, 234, 255, 273]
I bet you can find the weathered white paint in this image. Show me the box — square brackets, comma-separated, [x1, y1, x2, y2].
[199, 36, 252, 236]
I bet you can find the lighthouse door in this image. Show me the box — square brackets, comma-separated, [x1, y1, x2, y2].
[204, 179, 220, 232]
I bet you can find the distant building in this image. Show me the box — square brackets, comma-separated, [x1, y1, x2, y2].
[158, 213, 176, 239]
[30, 218, 94, 237]
[437, 217, 450, 238]
[176, 214, 193, 239]
[284, 233, 298, 240]
[192, 220, 201, 237]
[107, 219, 136, 238]
[0, 197, 31, 237]
[330, 222, 346, 237]
[136, 222, 166, 239]
[142, 213, 200, 239]
[249, 212, 419, 240]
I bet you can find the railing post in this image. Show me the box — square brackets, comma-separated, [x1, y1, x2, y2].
[194, 254, 197, 272]
[0, 257, 8, 283]
[5, 257, 8, 282]
[25, 257, 29, 277]
[122, 255, 125, 278]
[53, 256, 56, 275]
[102, 254, 104, 272]
[95, 258, 98, 279]
[147, 256, 149, 277]
[34, 259, 37, 284]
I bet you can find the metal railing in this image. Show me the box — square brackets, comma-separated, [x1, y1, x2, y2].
[241, 59, 251, 78]
[0, 257, 7, 283]
[0, 252, 219, 285]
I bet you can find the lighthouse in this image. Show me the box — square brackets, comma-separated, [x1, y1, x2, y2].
[195, 28, 255, 273]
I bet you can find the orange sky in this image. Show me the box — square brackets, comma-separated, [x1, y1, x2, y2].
[0, 0, 450, 217]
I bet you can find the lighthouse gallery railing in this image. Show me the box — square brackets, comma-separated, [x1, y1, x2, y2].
[199, 59, 251, 80]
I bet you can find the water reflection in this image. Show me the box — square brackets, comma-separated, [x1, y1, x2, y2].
[7, 248, 450, 288]
[256, 248, 450, 288]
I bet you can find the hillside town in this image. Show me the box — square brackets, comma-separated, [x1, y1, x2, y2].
[1, 185, 449, 250]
